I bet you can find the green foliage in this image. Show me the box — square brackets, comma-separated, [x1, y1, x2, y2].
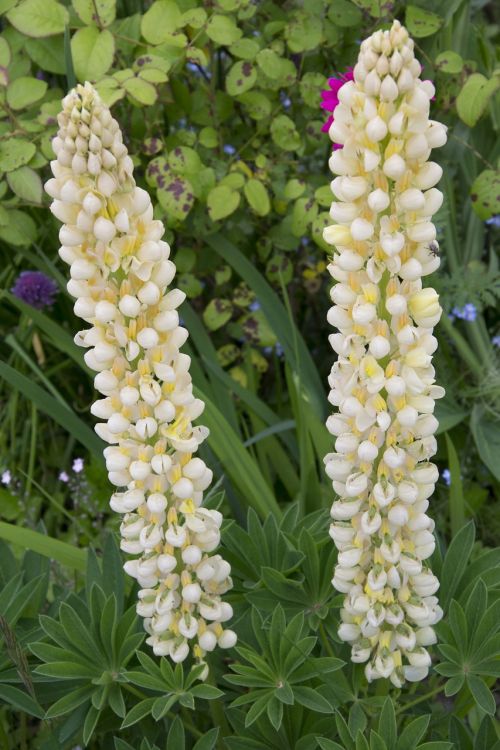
[0, 0, 499, 746]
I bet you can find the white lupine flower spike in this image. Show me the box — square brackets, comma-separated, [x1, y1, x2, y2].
[46, 82, 236, 676]
[323, 21, 446, 687]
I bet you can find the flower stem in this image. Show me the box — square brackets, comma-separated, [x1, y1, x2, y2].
[395, 682, 444, 713]
[439, 314, 483, 375]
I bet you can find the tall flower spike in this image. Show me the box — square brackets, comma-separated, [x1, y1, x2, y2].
[46, 82, 236, 675]
[323, 21, 446, 687]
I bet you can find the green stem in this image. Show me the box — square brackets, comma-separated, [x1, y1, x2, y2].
[25, 404, 37, 498]
[395, 682, 444, 714]
[465, 319, 493, 370]
[206, 672, 230, 744]
[439, 314, 483, 375]
[319, 623, 335, 658]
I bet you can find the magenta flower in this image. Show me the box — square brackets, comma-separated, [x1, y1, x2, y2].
[321, 68, 354, 149]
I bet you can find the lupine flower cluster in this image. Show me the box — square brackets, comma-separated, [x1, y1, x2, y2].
[323, 20, 446, 686]
[45, 82, 236, 674]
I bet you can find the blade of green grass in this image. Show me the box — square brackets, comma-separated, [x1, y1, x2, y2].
[445, 432, 466, 536]
[4, 291, 89, 373]
[202, 356, 298, 459]
[0, 362, 103, 460]
[0, 522, 86, 571]
[6, 333, 71, 408]
[64, 24, 76, 90]
[196, 387, 281, 518]
[181, 302, 240, 435]
[205, 234, 325, 419]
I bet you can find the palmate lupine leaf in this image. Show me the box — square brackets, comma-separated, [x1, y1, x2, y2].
[226, 605, 343, 730]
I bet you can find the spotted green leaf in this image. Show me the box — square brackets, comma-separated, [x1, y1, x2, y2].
[226, 60, 256, 96]
[405, 5, 442, 37]
[203, 299, 233, 331]
[72, 0, 116, 26]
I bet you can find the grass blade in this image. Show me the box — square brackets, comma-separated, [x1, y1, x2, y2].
[205, 234, 325, 419]
[0, 361, 103, 460]
[197, 387, 281, 518]
[0, 522, 86, 571]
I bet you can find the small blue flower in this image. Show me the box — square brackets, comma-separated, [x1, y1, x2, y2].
[492, 335, 500, 348]
[1, 470, 11, 486]
[275, 342, 284, 357]
[249, 301, 260, 312]
[280, 91, 291, 109]
[442, 468, 451, 486]
[485, 215, 500, 228]
[452, 303, 477, 322]
[223, 144, 236, 155]
[72, 458, 84, 474]
[462, 303, 477, 321]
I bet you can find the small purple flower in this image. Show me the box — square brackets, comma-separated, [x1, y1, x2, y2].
[72, 458, 84, 474]
[223, 144, 236, 155]
[492, 335, 500, 348]
[11, 271, 58, 310]
[275, 342, 284, 358]
[442, 469, 451, 486]
[249, 301, 261, 312]
[59, 471, 69, 483]
[1, 470, 11, 486]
